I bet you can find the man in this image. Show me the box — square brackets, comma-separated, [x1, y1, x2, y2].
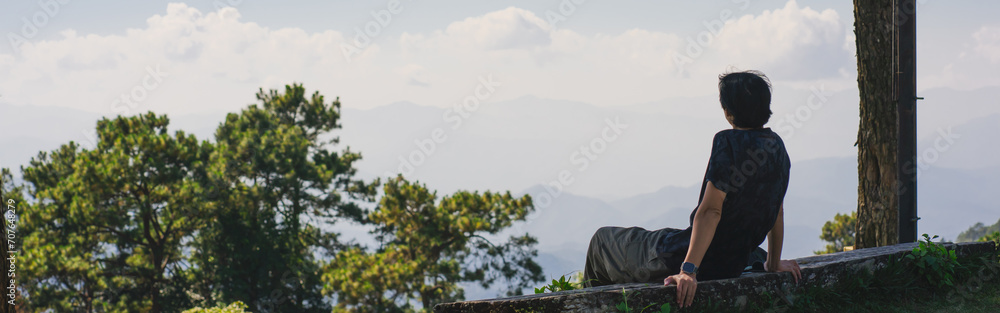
[582, 70, 802, 308]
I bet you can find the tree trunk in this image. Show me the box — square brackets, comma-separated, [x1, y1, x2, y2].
[854, 0, 898, 249]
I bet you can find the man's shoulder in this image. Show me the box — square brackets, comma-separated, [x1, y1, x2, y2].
[713, 129, 735, 138]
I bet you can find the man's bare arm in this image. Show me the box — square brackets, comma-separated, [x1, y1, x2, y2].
[764, 203, 802, 282]
[682, 180, 726, 269]
[665, 180, 726, 308]
[765, 203, 784, 270]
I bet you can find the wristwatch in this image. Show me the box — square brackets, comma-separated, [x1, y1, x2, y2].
[681, 262, 698, 276]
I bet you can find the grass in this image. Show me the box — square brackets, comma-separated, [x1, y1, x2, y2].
[616, 287, 673, 313]
[898, 281, 1000, 313]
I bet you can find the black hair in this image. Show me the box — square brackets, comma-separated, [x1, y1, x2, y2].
[718, 70, 772, 128]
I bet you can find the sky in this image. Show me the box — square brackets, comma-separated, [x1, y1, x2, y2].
[2, 0, 998, 116]
[2, 0, 1000, 265]
[2, 0, 999, 193]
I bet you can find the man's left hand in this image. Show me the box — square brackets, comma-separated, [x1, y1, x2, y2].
[664, 273, 697, 308]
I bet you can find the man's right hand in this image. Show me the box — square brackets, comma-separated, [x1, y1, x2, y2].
[765, 259, 802, 283]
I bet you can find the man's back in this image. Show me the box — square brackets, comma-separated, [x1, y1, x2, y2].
[659, 128, 790, 280]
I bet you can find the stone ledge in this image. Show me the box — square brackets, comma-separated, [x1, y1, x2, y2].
[434, 242, 998, 313]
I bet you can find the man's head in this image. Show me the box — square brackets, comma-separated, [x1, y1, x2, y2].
[718, 70, 772, 129]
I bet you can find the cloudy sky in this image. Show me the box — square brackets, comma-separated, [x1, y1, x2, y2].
[2, 1, 1000, 261]
[2, 0, 998, 116]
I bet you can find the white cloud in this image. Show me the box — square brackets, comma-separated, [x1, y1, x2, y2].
[922, 24, 1000, 91]
[708, 0, 850, 80]
[0, 3, 358, 116]
[974, 26, 1000, 64]
[442, 7, 553, 51]
[0, 1, 863, 116]
[392, 0, 853, 107]
[397, 63, 430, 87]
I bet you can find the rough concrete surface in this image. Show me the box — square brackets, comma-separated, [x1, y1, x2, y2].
[434, 242, 997, 313]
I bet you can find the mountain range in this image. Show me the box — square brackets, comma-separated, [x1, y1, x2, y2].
[1, 86, 998, 300]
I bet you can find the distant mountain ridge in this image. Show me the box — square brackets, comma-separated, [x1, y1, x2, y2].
[3, 89, 999, 301]
[512, 156, 999, 299]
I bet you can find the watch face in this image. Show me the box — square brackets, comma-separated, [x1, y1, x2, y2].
[682, 262, 697, 273]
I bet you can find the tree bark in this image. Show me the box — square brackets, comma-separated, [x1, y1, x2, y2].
[854, 0, 898, 249]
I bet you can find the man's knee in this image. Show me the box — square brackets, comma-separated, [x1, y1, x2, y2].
[595, 226, 618, 237]
[590, 227, 616, 245]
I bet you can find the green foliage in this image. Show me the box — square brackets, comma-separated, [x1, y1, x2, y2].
[615, 288, 671, 313]
[323, 176, 543, 312]
[15, 85, 376, 312]
[534, 275, 577, 294]
[748, 250, 1000, 313]
[977, 231, 1000, 260]
[20, 113, 211, 312]
[534, 272, 591, 294]
[957, 218, 1000, 242]
[182, 301, 250, 313]
[616, 288, 631, 313]
[188, 84, 374, 312]
[653, 303, 672, 313]
[9, 83, 544, 312]
[977, 231, 1000, 245]
[904, 234, 959, 288]
[815, 211, 856, 255]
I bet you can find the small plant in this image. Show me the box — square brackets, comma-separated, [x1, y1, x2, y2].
[616, 287, 632, 313]
[904, 234, 959, 288]
[615, 287, 671, 313]
[534, 274, 579, 294]
[647, 303, 671, 313]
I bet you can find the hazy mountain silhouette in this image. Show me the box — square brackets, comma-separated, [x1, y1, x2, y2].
[3, 88, 998, 301]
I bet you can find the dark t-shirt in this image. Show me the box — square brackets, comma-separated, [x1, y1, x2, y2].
[657, 128, 791, 280]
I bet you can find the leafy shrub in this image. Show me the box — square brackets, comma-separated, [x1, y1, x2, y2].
[534, 275, 579, 294]
[904, 234, 959, 288]
[977, 231, 1000, 245]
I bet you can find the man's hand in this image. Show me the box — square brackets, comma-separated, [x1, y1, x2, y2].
[765, 259, 802, 283]
[663, 273, 697, 308]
